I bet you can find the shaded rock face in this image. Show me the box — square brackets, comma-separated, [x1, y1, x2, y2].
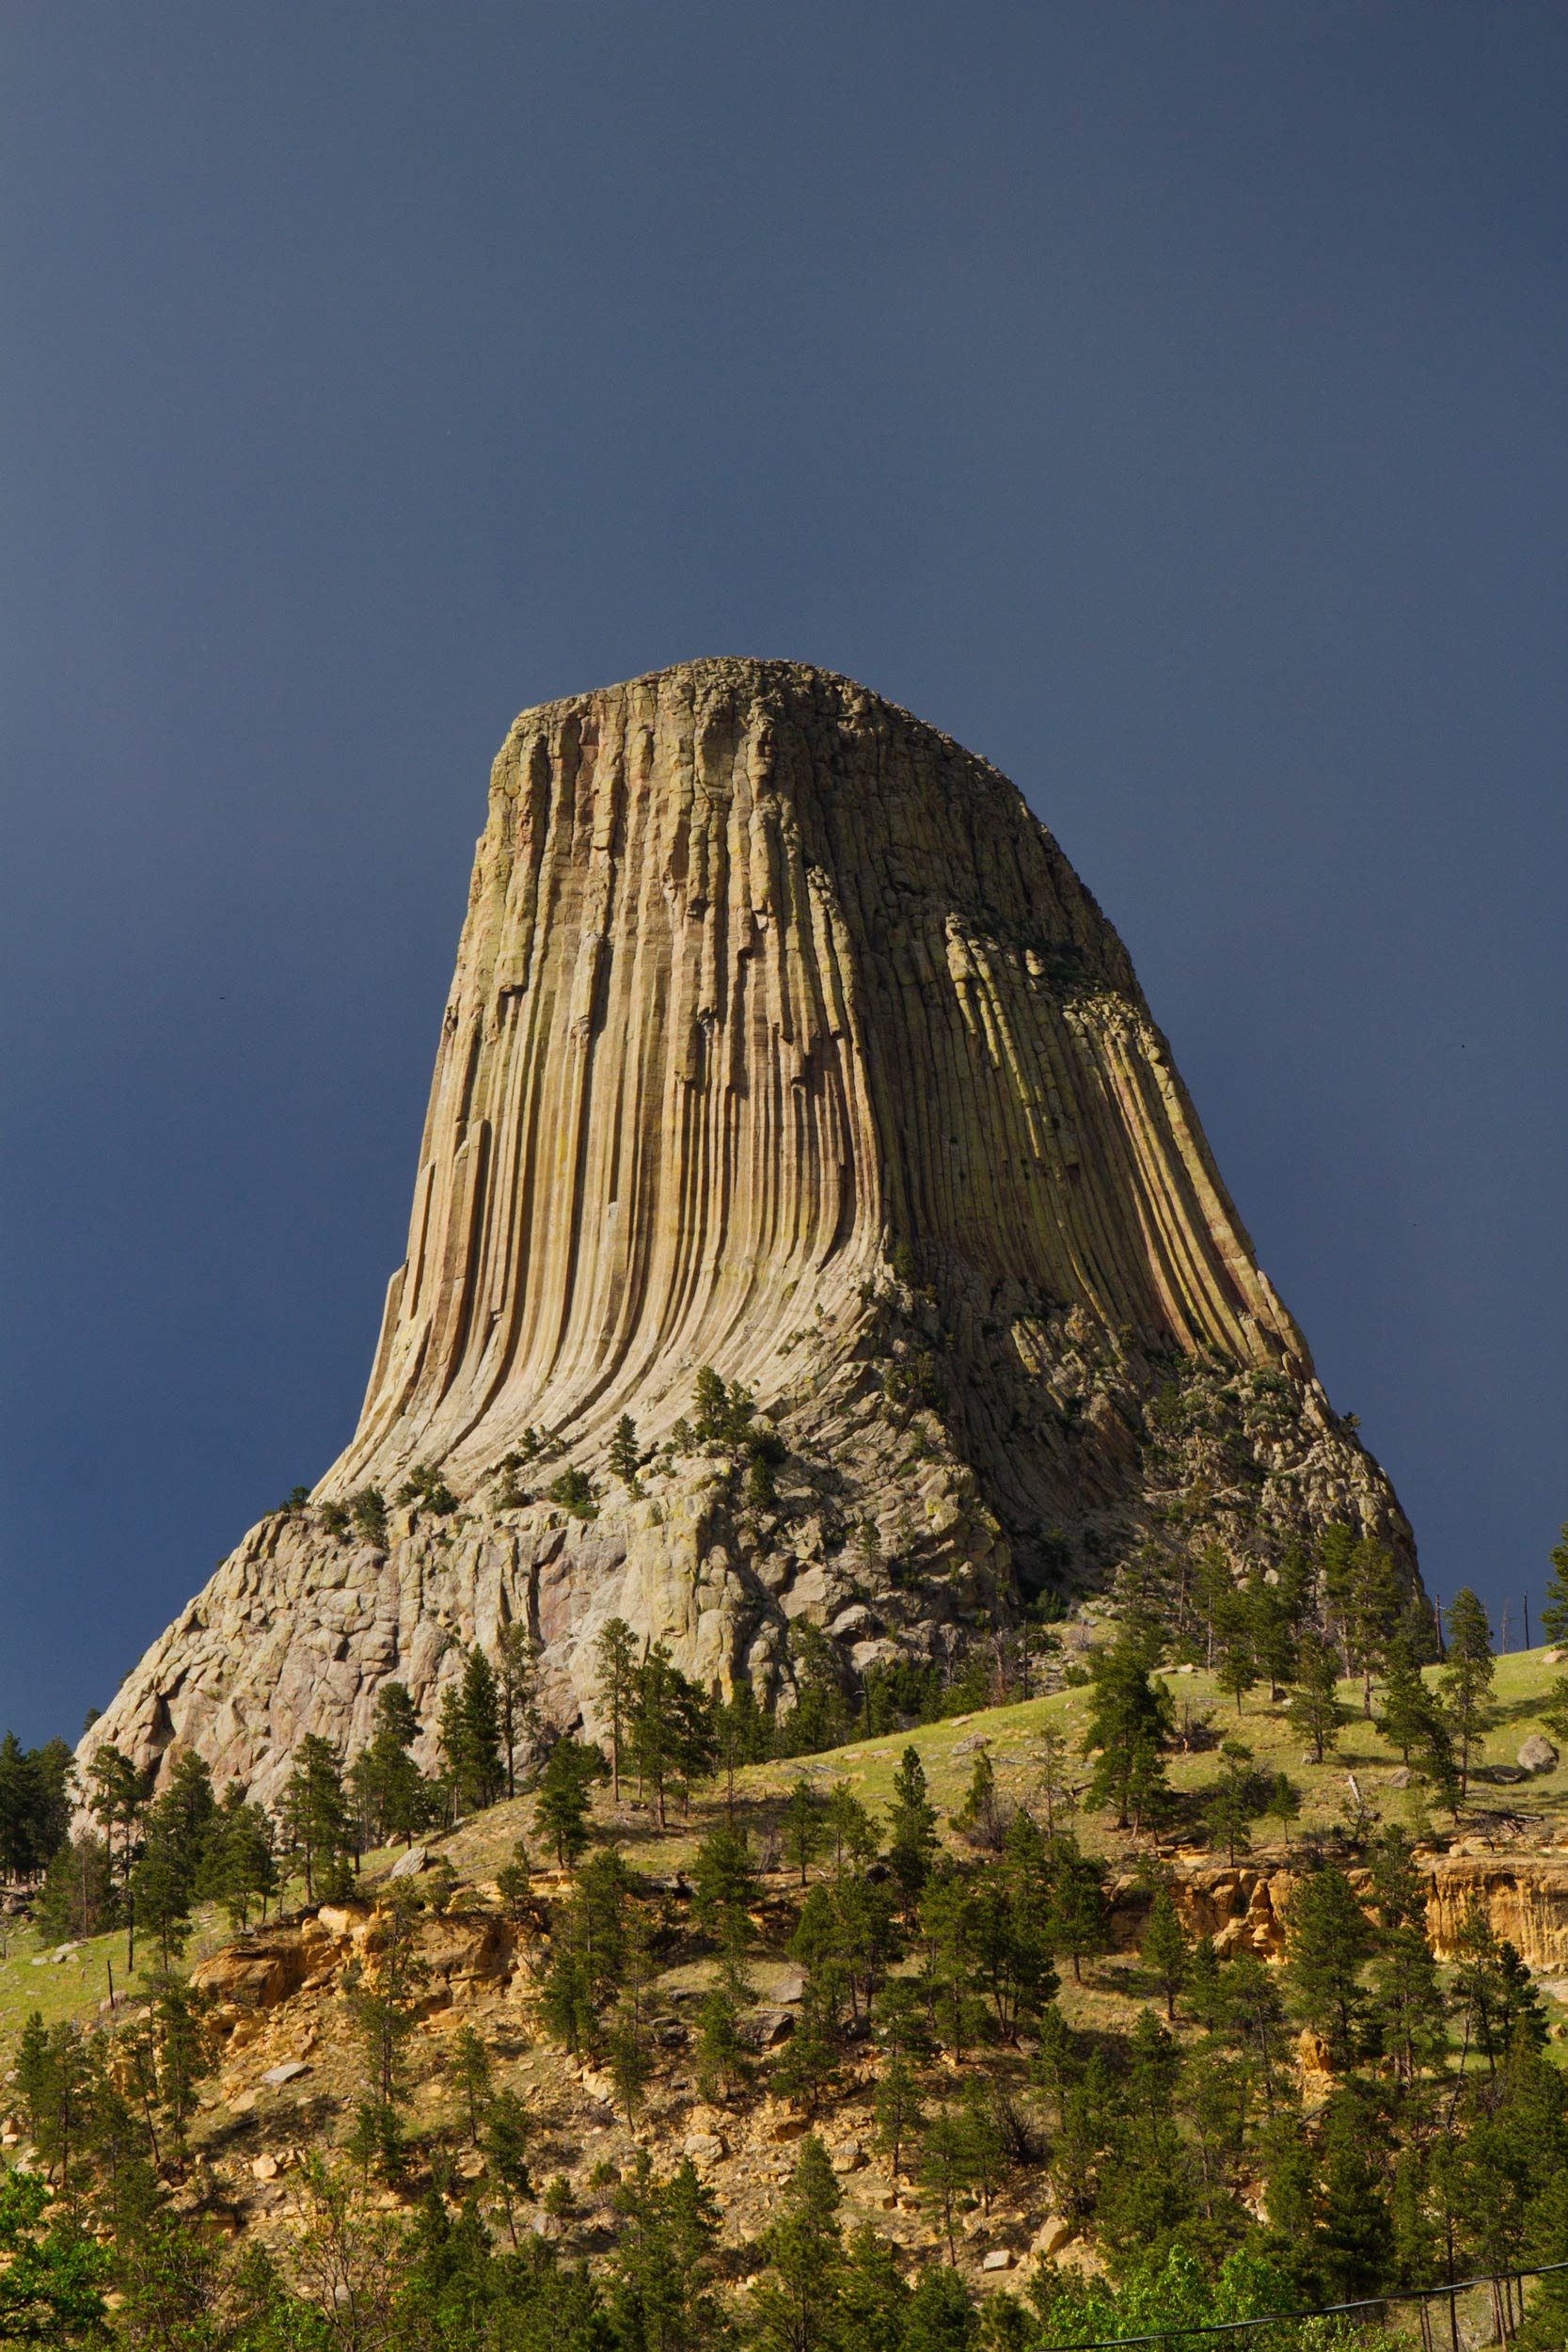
[83, 660, 1416, 1804]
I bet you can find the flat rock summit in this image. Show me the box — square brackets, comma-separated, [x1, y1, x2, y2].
[85, 659, 1416, 1803]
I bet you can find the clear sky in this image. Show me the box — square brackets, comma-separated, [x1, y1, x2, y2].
[3, 5, 1563, 1745]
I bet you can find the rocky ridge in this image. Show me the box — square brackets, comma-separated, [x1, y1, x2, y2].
[52, 1833, 1568, 2275]
[82, 660, 1416, 1802]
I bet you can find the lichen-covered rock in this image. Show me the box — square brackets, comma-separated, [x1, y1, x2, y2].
[81, 660, 1417, 1802]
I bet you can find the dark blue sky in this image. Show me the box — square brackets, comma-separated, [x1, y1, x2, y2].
[3, 5, 1564, 1744]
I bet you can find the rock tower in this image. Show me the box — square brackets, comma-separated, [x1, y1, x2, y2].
[84, 660, 1416, 1803]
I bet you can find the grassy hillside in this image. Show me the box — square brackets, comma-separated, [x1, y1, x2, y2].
[6, 1642, 1565, 2067]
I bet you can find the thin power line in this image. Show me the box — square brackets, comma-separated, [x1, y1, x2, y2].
[1037, 2259, 1568, 2349]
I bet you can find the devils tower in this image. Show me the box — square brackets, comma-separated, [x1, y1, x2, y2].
[84, 660, 1415, 1803]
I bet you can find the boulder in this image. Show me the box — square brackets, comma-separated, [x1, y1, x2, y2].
[194, 1935, 313, 2014]
[1518, 1736, 1559, 1774]
[1030, 2217, 1074, 2262]
[738, 2007, 795, 2049]
[261, 2060, 309, 2089]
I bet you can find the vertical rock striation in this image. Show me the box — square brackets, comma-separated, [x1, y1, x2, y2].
[83, 660, 1417, 1804]
[331, 659, 1306, 1498]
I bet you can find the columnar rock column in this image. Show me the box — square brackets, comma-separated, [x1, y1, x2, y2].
[82, 660, 1417, 1804]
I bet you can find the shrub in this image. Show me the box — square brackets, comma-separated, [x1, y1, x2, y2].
[548, 1468, 598, 1520]
[349, 1487, 388, 1547]
[395, 1464, 457, 1516]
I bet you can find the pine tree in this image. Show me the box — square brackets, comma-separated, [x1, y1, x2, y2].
[1285, 1866, 1374, 2068]
[1319, 1523, 1359, 1675]
[838, 2226, 911, 2352]
[783, 1781, 827, 1887]
[37, 1834, 115, 1945]
[1045, 1836, 1110, 1985]
[1287, 1630, 1347, 1763]
[1371, 1921, 1448, 2084]
[1542, 1523, 1568, 1646]
[750, 2134, 844, 2352]
[158, 1750, 217, 1883]
[1266, 1770, 1303, 1845]
[824, 1780, 876, 1877]
[594, 1616, 639, 1803]
[1217, 1951, 1287, 2091]
[629, 1642, 687, 1827]
[691, 1819, 759, 1994]
[1348, 1539, 1404, 1715]
[916, 2105, 977, 2265]
[1439, 1587, 1495, 1799]
[1449, 1900, 1547, 2071]
[1314, 2093, 1394, 2300]
[128, 1804, 194, 1970]
[873, 2048, 925, 2180]
[1033, 1724, 1078, 1836]
[348, 1681, 431, 1849]
[535, 1738, 606, 1868]
[608, 2152, 725, 2352]
[1376, 1637, 1435, 1763]
[147, 1968, 209, 2161]
[494, 1624, 540, 1799]
[1081, 1638, 1175, 1829]
[202, 1783, 277, 1931]
[439, 1646, 504, 1816]
[1191, 1541, 1233, 1669]
[447, 2022, 491, 2146]
[951, 1747, 1010, 1851]
[482, 2088, 535, 2246]
[1389, 2145, 1443, 2293]
[495, 1837, 532, 1924]
[1206, 1740, 1262, 1865]
[343, 1889, 426, 2181]
[1186, 1933, 1224, 2032]
[1031, 2001, 1082, 2125]
[608, 2002, 655, 2125]
[1110, 1544, 1172, 1657]
[0, 1736, 37, 1881]
[14, 2011, 51, 2148]
[1212, 1587, 1259, 1715]
[85, 1743, 145, 1908]
[279, 1734, 353, 1903]
[885, 1746, 940, 1912]
[1250, 1578, 1300, 1702]
[1141, 1886, 1192, 2020]
[694, 1987, 752, 2104]
[771, 1987, 842, 2120]
[608, 1414, 642, 1494]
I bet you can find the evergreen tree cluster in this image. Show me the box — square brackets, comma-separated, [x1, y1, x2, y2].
[18, 1716, 1568, 2352]
[0, 1730, 73, 1883]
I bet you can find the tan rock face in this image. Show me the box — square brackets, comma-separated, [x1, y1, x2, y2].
[82, 660, 1416, 1802]
[1423, 1854, 1568, 1969]
[1166, 1852, 1568, 1979]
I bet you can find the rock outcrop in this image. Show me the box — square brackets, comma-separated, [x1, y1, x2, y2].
[1164, 1852, 1568, 1976]
[82, 660, 1416, 1803]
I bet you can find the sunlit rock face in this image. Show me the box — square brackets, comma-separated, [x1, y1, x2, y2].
[83, 660, 1417, 1804]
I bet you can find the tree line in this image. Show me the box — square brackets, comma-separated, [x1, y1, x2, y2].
[11, 1718, 1568, 2349]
